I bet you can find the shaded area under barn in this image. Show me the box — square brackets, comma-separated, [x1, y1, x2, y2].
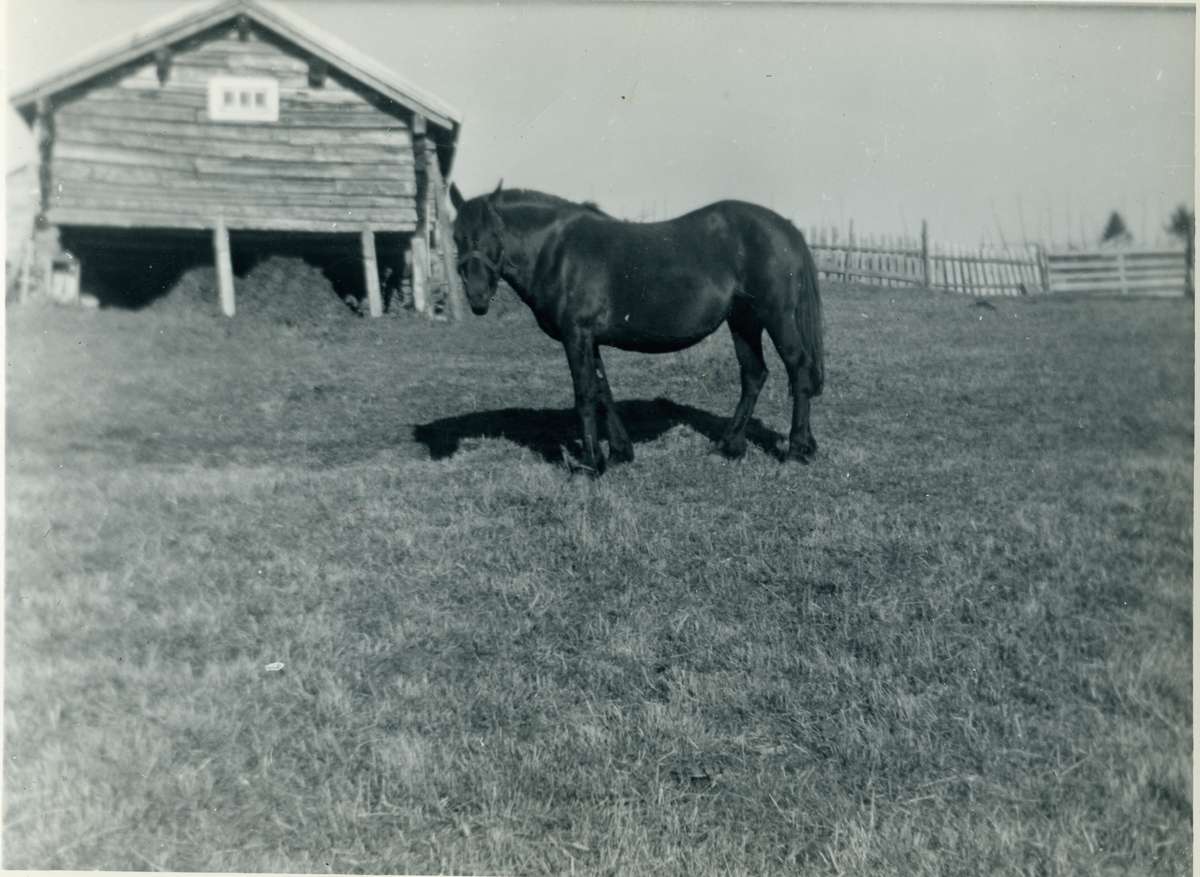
[59, 226, 412, 313]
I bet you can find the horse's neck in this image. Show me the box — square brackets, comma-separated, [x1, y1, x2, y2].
[499, 255, 534, 301]
[495, 203, 567, 297]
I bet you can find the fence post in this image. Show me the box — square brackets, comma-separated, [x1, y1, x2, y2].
[921, 221, 931, 288]
[1037, 245, 1050, 293]
[843, 220, 855, 283]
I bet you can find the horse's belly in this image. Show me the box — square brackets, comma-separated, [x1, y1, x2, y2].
[599, 284, 731, 352]
[606, 332, 713, 354]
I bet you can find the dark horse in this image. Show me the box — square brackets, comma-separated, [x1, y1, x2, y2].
[449, 184, 824, 474]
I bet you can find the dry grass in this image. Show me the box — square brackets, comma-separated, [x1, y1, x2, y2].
[5, 280, 1192, 875]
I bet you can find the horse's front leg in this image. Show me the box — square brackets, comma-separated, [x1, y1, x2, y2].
[563, 329, 605, 475]
[594, 345, 633, 464]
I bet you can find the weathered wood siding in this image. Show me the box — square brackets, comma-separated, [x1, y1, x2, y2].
[49, 24, 417, 232]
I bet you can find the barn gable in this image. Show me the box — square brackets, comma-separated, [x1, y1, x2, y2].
[10, 0, 464, 317]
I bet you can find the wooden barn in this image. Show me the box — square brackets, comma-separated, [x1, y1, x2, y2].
[10, 0, 464, 317]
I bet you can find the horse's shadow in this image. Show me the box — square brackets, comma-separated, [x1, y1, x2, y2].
[413, 397, 786, 464]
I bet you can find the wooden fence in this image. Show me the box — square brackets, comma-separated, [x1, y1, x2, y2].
[1044, 248, 1190, 297]
[805, 220, 1190, 297]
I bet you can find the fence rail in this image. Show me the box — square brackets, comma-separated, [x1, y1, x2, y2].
[804, 220, 1189, 297]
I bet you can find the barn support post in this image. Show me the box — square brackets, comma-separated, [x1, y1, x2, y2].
[27, 98, 58, 302]
[411, 236, 430, 313]
[214, 216, 235, 316]
[430, 177, 464, 320]
[361, 225, 383, 317]
[34, 99, 54, 224]
[424, 148, 465, 321]
[436, 186, 464, 321]
[410, 112, 432, 316]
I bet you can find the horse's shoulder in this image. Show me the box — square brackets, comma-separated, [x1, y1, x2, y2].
[551, 211, 607, 250]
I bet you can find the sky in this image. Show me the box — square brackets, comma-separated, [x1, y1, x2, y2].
[5, 0, 1195, 247]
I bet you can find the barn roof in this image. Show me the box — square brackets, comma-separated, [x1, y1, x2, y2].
[9, 0, 463, 133]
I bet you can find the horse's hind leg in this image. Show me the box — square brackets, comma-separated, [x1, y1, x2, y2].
[764, 319, 818, 463]
[717, 308, 768, 459]
[784, 385, 816, 463]
[594, 345, 634, 464]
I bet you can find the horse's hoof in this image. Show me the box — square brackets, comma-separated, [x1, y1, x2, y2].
[567, 455, 605, 477]
[609, 444, 634, 464]
[716, 438, 747, 459]
[784, 447, 814, 464]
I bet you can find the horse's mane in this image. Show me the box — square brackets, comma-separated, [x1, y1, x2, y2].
[496, 188, 609, 217]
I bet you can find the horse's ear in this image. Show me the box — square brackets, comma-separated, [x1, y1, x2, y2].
[449, 183, 465, 210]
[492, 179, 504, 198]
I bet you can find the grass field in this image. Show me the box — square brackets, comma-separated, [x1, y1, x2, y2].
[5, 278, 1192, 875]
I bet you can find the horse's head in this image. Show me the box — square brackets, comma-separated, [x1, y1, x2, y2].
[450, 182, 506, 316]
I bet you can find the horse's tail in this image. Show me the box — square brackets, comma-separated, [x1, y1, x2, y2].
[793, 231, 825, 397]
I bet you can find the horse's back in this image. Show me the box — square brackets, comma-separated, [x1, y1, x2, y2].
[516, 196, 821, 380]
[562, 200, 811, 269]
[538, 197, 818, 303]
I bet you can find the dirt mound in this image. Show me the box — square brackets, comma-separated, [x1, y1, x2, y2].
[152, 265, 219, 315]
[153, 257, 356, 323]
[237, 256, 355, 323]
